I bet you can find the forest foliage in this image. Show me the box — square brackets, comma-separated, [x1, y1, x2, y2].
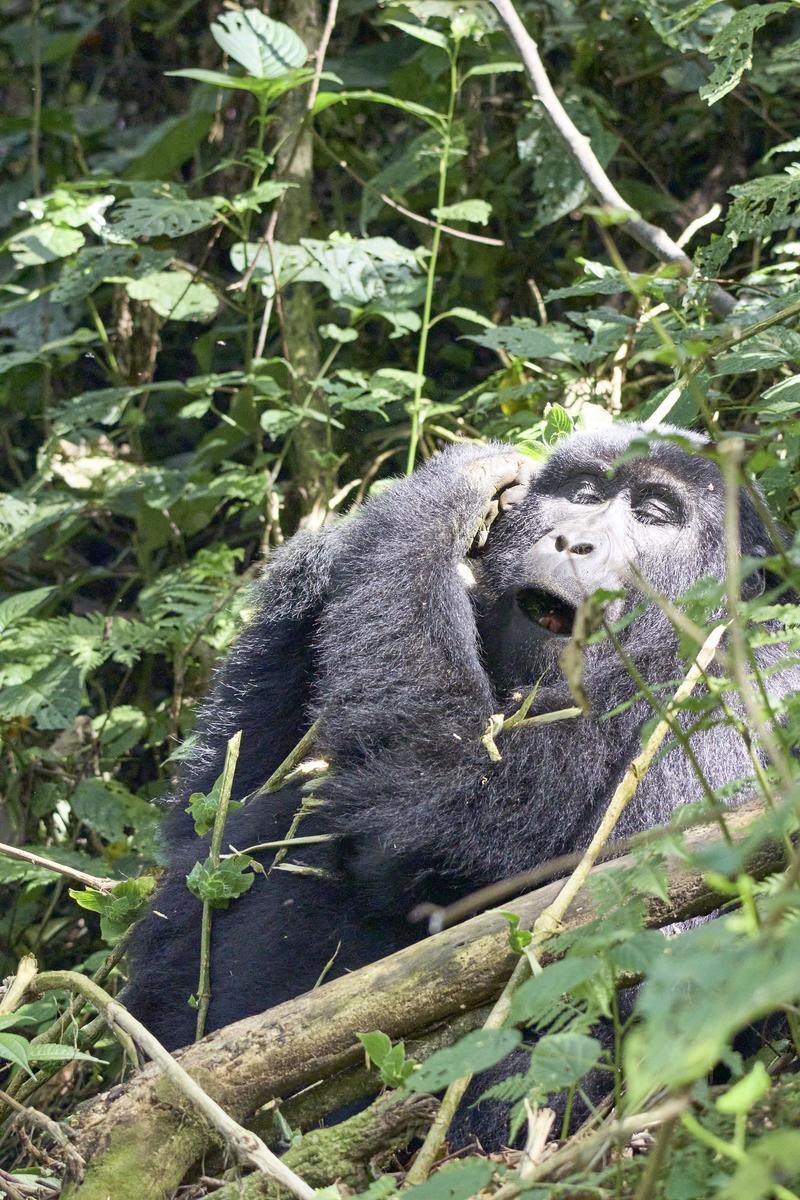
[3, 0, 800, 1197]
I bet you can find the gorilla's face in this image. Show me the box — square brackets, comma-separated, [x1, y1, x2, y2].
[475, 427, 727, 692]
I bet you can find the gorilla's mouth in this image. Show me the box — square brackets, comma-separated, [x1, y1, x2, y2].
[517, 588, 576, 636]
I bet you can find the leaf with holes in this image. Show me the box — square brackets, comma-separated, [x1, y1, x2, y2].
[110, 197, 220, 240]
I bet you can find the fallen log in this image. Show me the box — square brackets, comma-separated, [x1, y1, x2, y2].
[62, 802, 782, 1200]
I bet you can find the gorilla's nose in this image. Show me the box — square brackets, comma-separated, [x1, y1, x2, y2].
[554, 533, 595, 556]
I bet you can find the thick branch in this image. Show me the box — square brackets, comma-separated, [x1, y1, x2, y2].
[64, 801, 781, 1200]
[491, 0, 736, 318]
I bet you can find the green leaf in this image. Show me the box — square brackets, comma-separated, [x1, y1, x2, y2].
[126, 270, 218, 322]
[166, 67, 273, 92]
[186, 854, 255, 908]
[468, 319, 594, 365]
[70, 878, 156, 942]
[462, 61, 524, 81]
[0, 1032, 33, 1076]
[313, 90, 445, 132]
[625, 920, 800, 1110]
[358, 1030, 393, 1067]
[110, 196, 220, 239]
[71, 778, 160, 846]
[700, 4, 791, 105]
[0, 662, 83, 730]
[27, 1044, 107, 1065]
[0, 587, 54, 634]
[409, 1028, 521, 1092]
[527, 1032, 602, 1093]
[10, 222, 85, 267]
[210, 10, 308, 79]
[123, 112, 214, 180]
[431, 199, 492, 226]
[716, 1061, 771, 1115]
[403, 1160, 494, 1200]
[385, 19, 450, 50]
[510, 956, 599, 1025]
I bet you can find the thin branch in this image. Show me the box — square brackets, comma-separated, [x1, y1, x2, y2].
[260, 719, 320, 794]
[314, 136, 505, 246]
[0, 956, 37, 1016]
[31, 970, 315, 1200]
[0, 842, 116, 894]
[491, 0, 736, 318]
[196, 731, 242, 1042]
[405, 623, 727, 1182]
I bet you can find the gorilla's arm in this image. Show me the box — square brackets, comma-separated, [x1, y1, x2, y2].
[316, 446, 634, 890]
[167, 525, 346, 841]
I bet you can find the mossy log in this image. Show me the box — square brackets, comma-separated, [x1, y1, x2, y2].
[63, 803, 782, 1200]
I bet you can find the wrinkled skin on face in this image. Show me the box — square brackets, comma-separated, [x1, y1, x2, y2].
[473, 427, 750, 694]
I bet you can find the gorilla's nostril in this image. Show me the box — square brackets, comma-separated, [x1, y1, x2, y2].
[554, 534, 567, 551]
[571, 542, 593, 556]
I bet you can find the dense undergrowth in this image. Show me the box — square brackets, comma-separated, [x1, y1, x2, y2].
[2, 0, 800, 1196]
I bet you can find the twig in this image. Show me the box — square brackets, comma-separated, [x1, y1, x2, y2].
[491, 0, 736, 318]
[196, 731, 242, 1042]
[491, 1094, 689, 1199]
[260, 720, 320, 794]
[0, 1086, 84, 1177]
[0, 956, 37, 1016]
[0, 843, 116, 894]
[30, 971, 315, 1200]
[405, 623, 727, 1182]
[314, 137, 504, 246]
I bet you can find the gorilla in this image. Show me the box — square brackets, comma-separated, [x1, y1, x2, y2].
[125, 423, 798, 1127]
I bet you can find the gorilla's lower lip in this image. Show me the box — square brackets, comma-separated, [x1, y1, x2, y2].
[517, 588, 576, 636]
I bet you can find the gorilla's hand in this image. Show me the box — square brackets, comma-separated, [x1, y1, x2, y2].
[466, 451, 536, 552]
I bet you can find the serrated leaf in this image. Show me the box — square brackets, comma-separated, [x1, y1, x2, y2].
[510, 956, 599, 1025]
[528, 1032, 602, 1092]
[409, 1028, 520, 1092]
[186, 854, 255, 907]
[404, 1159, 494, 1200]
[700, 4, 791, 105]
[0, 662, 83, 729]
[70, 877, 156, 942]
[211, 10, 307, 79]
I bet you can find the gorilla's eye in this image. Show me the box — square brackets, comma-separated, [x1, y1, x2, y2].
[633, 492, 680, 526]
[564, 476, 603, 505]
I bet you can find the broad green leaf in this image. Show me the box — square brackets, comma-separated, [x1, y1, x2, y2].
[0, 1032, 33, 1075]
[166, 67, 271, 92]
[126, 270, 218, 322]
[625, 920, 800, 1110]
[716, 1061, 771, 1115]
[110, 196, 220, 240]
[403, 1160, 494, 1200]
[123, 112, 214, 180]
[432, 199, 492, 225]
[527, 1032, 602, 1093]
[385, 19, 449, 50]
[409, 1028, 520, 1092]
[510, 956, 599, 1025]
[313, 90, 445, 132]
[10, 222, 84, 267]
[0, 587, 54, 634]
[0, 662, 83, 729]
[210, 10, 308, 79]
[71, 778, 160, 846]
[468, 319, 595, 365]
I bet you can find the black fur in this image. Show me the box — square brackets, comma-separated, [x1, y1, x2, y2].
[125, 425, 799, 1140]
